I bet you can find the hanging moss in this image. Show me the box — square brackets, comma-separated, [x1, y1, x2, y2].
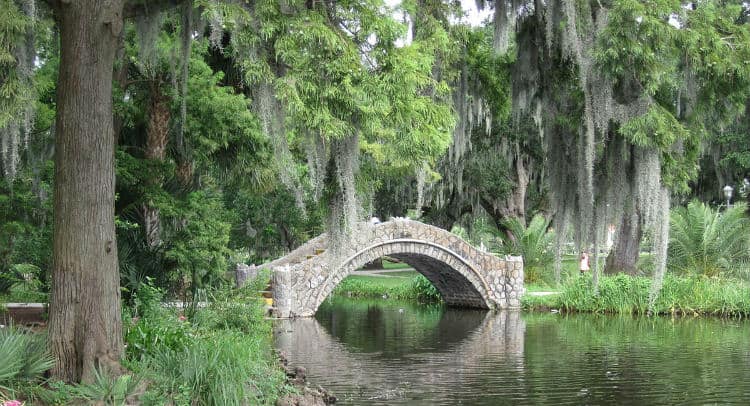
[503, 1, 678, 296]
[326, 134, 360, 259]
[134, 10, 162, 73]
[0, 0, 36, 181]
[254, 81, 307, 214]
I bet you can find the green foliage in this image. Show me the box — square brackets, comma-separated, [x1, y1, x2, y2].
[124, 283, 192, 361]
[667, 200, 750, 277]
[192, 276, 271, 334]
[0, 264, 47, 303]
[334, 273, 443, 303]
[0, 166, 54, 296]
[228, 187, 324, 263]
[184, 50, 272, 184]
[138, 330, 284, 406]
[501, 215, 555, 284]
[161, 189, 232, 294]
[523, 273, 750, 317]
[619, 104, 697, 192]
[121, 273, 284, 405]
[597, 0, 750, 194]
[409, 274, 441, 302]
[0, 327, 54, 397]
[69, 369, 140, 406]
[0, 0, 33, 128]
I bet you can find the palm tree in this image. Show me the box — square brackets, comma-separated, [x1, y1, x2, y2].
[502, 215, 555, 284]
[668, 200, 750, 278]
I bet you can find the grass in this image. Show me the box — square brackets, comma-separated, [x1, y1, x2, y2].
[524, 283, 559, 293]
[523, 273, 750, 317]
[124, 281, 286, 405]
[333, 274, 441, 302]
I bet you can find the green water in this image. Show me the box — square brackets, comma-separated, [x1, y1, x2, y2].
[274, 297, 750, 405]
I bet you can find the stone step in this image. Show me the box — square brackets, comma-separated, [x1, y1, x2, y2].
[260, 290, 273, 299]
[314, 248, 326, 255]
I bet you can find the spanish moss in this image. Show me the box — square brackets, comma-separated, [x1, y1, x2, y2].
[0, 0, 36, 181]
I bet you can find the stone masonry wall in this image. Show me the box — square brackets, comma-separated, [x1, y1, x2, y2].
[257, 219, 524, 318]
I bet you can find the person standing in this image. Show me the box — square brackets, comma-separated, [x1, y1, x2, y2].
[579, 252, 590, 275]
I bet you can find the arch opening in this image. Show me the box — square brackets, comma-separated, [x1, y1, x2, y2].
[387, 254, 488, 308]
[308, 240, 493, 314]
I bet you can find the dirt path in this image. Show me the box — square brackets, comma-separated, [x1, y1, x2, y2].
[525, 291, 560, 296]
[353, 268, 415, 277]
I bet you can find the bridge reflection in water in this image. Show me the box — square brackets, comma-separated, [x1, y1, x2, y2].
[274, 300, 525, 405]
[277, 298, 750, 405]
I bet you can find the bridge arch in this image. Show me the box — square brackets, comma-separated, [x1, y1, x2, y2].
[306, 238, 493, 313]
[241, 220, 524, 318]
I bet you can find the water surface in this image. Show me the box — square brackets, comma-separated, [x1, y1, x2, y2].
[274, 297, 750, 405]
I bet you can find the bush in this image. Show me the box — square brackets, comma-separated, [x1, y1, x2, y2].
[501, 215, 555, 284]
[668, 200, 750, 277]
[409, 275, 441, 302]
[124, 282, 192, 361]
[0, 327, 54, 399]
[193, 283, 270, 334]
[0, 265, 47, 303]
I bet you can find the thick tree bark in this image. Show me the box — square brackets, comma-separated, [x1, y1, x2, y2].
[142, 83, 170, 247]
[604, 213, 641, 275]
[49, 0, 125, 383]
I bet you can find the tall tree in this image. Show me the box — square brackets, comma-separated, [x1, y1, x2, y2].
[491, 1, 750, 300]
[47, 0, 125, 382]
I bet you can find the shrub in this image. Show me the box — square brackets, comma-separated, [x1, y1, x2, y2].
[193, 284, 270, 334]
[69, 369, 141, 406]
[501, 215, 555, 284]
[126, 274, 286, 405]
[668, 200, 750, 277]
[124, 282, 192, 361]
[409, 275, 441, 302]
[333, 274, 443, 302]
[0, 327, 54, 398]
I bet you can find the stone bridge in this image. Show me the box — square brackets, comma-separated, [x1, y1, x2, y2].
[237, 219, 524, 318]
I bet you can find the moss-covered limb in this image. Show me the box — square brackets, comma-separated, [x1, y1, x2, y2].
[522, 274, 750, 317]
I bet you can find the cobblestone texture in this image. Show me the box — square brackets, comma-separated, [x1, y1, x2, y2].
[238, 220, 524, 318]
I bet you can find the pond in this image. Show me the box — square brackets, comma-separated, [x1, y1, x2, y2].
[274, 297, 750, 405]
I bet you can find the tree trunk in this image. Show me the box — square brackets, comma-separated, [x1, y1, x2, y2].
[361, 258, 384, 270]
[49, 0, 125, 383]
[142, 83, 170, 247]
[604, 213, 641, 275]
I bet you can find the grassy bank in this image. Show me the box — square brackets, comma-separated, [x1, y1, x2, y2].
[523, 274, 750, 317]
[333, 273, 441, 302]
[0, 279, 287, 405]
